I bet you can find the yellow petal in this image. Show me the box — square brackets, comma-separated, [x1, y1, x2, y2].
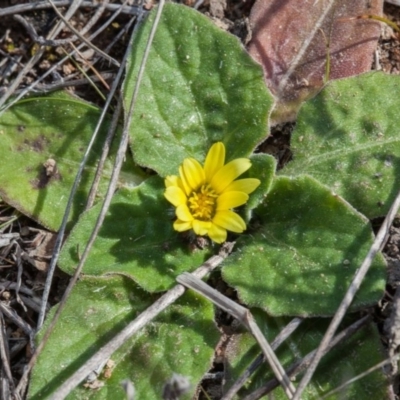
[165, 186, 187, 207]
[182, 158, 205, 190]
[165, 175, 179, 188]
[204, 142, 225, 181]
[179, 165, 191, 196]
[210, 158, 251, 193]
[173, 219, 192, 232]
[166, 175, 188, 195]
[192, 220, 211, 236]
[213, 210, 246, 233]
[176, 204, 194, 222]
[222, 178, 261, 195]
[208, 223, 227, 243]
[216, 191, 249, 210]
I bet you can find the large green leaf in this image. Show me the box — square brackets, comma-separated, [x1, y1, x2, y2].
[0, 91, 145, 230]
[123, 3, 274, 177]
[224, 310, 387, 399]
[58, 176, 213, 292]
[282, 71, 400, 218]
[28, 276, 219, 399]
[222, 175, 386, 316]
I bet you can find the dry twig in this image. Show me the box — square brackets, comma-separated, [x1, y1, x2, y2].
[15, 3, 156, 397]
[292, 188, 400, 399]
[243, 314, 371, 400]
[177, 272, 296, 399]
[0, 313, 16, 399]
[0, 0, 137, 114]
[221, 317, 303, 400]
[0, 1, 139, 18]
[0, 0, 84, 109]
[49, 242, 234, 399]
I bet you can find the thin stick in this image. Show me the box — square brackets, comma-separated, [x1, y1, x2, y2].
[16, 3, 158, 397]
[177, 273, 296, 399]
[386, 285, 400, 377]
[292, 189, 400, 400]
[39, 0, 149, 330]
[0, 0, 133, 113]
[13, 15, 76, 46]
[222, 317, 303, 400]
[46, 0, 119, 67]
[49, 242, 234, 399]
[0, 303, 34, 338]
[0, 0, 84, 109]
[0, 1, 139, 17]
[18, 294, 44, 314]
[0, 281, 35, 296]
[85, 94, 123, 210]
[14, 0, 108, 46]
[0, 72, 115, 95]
[103, 11, 137, 55]
[77, 0, 109, 37]
[243, 314, 370, 400]
[319, 353, 400, 400]
[35, 3, 143, 330]
[14, 243, 27, 313]
[0, 314, 14, 394]
[35, 47, 123, 328]
[64, 44, 110, 93]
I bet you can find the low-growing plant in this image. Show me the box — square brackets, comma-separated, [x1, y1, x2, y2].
[0, 3, 397, 399]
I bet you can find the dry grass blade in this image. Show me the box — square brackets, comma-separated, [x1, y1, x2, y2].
[61, 44, 110, 94]
[221, 317, 303, 400]
[292, 188, 400, 400]
[176, 272, 296, 399]
[49, 242, 234, 399]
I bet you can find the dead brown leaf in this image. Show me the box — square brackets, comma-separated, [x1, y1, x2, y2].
[248, 0, 383, 124]
[23, 228, 57, 271]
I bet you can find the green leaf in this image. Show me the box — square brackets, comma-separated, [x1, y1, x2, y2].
[222, 175, 386, 316]
[123, 3, 274, 177]
[28, 276, 219, 400]
[244, 153, 276, 221]
[282, 71, 400, 218]
[59, 176, 213, 292]
[224, 310, 387, 399]
[0, 91, 146, 230]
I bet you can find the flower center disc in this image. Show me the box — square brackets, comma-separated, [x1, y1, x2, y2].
[188, 184, 217, 220]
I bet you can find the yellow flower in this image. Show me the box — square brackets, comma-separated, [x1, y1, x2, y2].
[164, 142, 260, 243]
